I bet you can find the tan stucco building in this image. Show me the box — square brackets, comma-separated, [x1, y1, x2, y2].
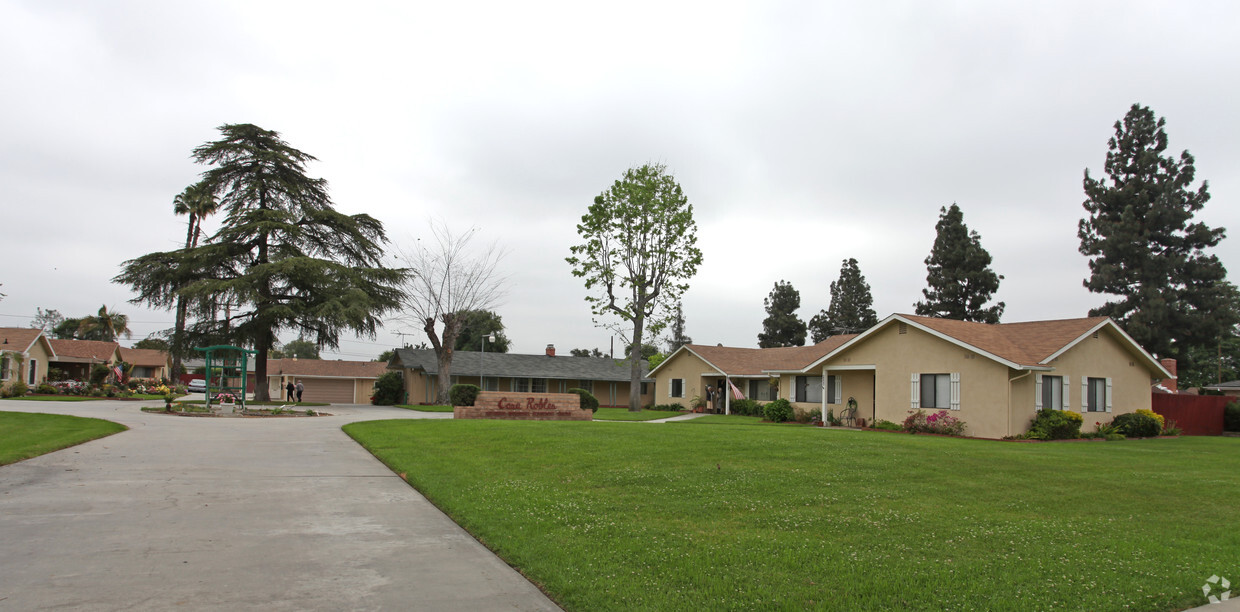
[0, 328, 55, 391]
[650, 314, 1170, 439]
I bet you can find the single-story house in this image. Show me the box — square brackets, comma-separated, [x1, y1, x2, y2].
[0, 327, 55, 391]
[261, 358, 390, 404]
[48, 339, 121, 381]
[117, 347, 171, 380]
[650, 313, 1171, 439]
[1200, 380, 1240, 397]
[389, 344, 654, 407]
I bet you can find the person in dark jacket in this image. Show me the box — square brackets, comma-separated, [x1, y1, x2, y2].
[286, 380, 295, 402]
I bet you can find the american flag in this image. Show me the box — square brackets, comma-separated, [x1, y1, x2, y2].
[728, 379, 745, 400]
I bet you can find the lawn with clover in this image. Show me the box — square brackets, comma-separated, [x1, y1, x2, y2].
[344, 419, 1240, 611]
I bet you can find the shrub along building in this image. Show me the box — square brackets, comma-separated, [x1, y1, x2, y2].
[389, 344, 653, 407]
[650, 314, 1171, 439]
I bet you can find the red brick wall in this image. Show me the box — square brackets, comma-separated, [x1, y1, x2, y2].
[454, 391, 590, 421]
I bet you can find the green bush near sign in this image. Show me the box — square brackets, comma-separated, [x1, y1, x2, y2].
[449, 384, 481, 407]
[567, 388, 599, 412]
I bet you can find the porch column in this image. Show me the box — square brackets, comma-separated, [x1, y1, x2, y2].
[725, 376, 731, 415]
[821, 367, 829, 424]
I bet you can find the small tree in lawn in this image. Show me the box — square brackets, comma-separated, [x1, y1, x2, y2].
[1079, 103, 1233, 369]
[915, 203, 1004, 323]
[115, 124, 406, 400]
[567, 163, 703, 411]
[395, 222, 506, 406]
[758, 280, 807, 348]
[809, 258, 878, 342]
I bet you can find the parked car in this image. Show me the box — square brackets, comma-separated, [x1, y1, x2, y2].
[187, 379, 207, 393]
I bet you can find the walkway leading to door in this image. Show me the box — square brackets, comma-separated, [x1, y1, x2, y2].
[0, 401, 560, 611]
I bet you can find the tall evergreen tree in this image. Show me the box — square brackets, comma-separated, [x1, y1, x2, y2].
[1079, 103, 1233, 367]
[914, 203, 1004, 323]
[758, 280, 807, 348]
[665, 302, 692, 354]
[809, 258, 878, 342]
[453, 309, 511, 353]
[115, 124, 406, 400]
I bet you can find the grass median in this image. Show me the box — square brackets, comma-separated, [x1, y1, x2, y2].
[344, 419, 1240, 611]
[0, 411, 127, 466]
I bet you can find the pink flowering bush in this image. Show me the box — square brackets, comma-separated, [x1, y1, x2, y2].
[902, 409, 967, 436]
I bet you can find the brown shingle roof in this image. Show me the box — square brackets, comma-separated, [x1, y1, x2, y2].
[685, 335, 858, 376]
[266, 359, 389, 379]
[49, 339, 120, 361]
[0, 328, 44, 353]
[118, 347, 169, 367]
[898, 314, 1109, 366]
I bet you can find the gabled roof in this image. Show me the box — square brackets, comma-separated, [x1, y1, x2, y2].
[266, 358, 389, 379]
[49, 339, 120, 362]
[118, 347, 169, 367]
[391, 348, 649, 382]
[802, 313, 1170, 377]
[652, 336, 857, 378]
[0, 327, 47, 354]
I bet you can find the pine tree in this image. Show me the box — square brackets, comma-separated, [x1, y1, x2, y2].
[665, 302, 692, 354]
[915, 203, 1004, 323]
[758, 280, 807, 347]
[115, 124, 406, 400]
[809, 258, 878, 342]
[1079, 103, 1233, 365]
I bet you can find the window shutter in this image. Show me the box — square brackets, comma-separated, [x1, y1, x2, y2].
[833, 376, 842, 405]
[1105, 378, 1113, 413]
[950, 372, 961, 410]
[1062, 376, 1070, 411]
[667, 378, 672, 398]
[910, 373, 920, 410]
[1034, 374, 1043, 411]
[1082, 378, 1089, 412]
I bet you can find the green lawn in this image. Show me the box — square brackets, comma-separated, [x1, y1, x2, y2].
[394, 404, 454, 412]
[593, 408, 682, 421]
[0, 411, 127, 466]
[344, 420, 1240, 611]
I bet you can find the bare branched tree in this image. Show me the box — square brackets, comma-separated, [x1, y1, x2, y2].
[395, 222, 507, 405]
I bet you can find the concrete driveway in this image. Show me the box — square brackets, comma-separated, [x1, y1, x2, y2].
[0, 400, 560, 611]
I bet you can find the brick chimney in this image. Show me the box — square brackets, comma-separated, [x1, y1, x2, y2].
[1159, 358, 1177, 392]
[546, 344, 556, 357]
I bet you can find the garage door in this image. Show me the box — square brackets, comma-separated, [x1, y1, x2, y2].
[297, 378, 354, 404]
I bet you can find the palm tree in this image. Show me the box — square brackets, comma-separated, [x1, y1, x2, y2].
[171, 180, 220, 375]
[78, 305, 132, 342]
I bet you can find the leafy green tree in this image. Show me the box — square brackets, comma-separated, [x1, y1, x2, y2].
[133, 336, 171, 351]
[758, 280, 807, 348]
[570, 347, 606, 358]
[274, 338, 320, 359]
[914, 203, 1004, 323]
[454, 310, 511, 352]
[1079, 103, 1233, 369]
[78, 305, 132, 342]
[169, 179, 220, 375]
[625, 343, 660, 361]
[51, 318, 83, 340]
[809, 258, 878, 342]
[30, 307, 64, 332]
[115, 124, 406, 400]
[664, 302, 692, 354]
[568, 163, 704, 411]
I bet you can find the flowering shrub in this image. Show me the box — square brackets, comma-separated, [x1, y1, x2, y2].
[1027, 409, 1083, 440]
[1135, 408, 1164, 430]
[215, 392, 237, 404]
[903, 409, 967, 436]
[51, 380, 90, 395]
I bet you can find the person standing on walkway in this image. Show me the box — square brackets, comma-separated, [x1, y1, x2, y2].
[286, 380, 295, 402]
[704, 385, 715, 414]
[295, 380, 304, 403]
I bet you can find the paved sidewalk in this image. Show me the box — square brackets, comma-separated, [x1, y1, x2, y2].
[0, 400, 560, 611]
[644, 412, 706, 423]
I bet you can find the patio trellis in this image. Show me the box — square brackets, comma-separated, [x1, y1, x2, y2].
[194, 345, 256, 410]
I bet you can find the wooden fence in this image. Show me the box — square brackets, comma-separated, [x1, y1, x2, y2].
[1151, 393, 1229, 436]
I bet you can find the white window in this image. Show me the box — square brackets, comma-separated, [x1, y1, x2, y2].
[747, 379, 777, 401]
[795, 376, 822, 403]
[516, 378, 530, 393]
[1084, 377, 1112, 412]
[531, 378, 547, 393]
[826, 375, 841, 405]
[483, 377, 498, 392]
[670, 378, 684, 398]
[912, 372, 960, 410]
[1040, 375, 1063, 411]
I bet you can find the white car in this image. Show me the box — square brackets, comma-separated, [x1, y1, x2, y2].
[187, 379, 207, 393]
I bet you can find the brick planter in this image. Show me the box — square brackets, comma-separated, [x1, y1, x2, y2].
[454, 391, 591, 421]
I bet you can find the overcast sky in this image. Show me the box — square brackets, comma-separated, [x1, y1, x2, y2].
[2, 1, 1238, 360]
